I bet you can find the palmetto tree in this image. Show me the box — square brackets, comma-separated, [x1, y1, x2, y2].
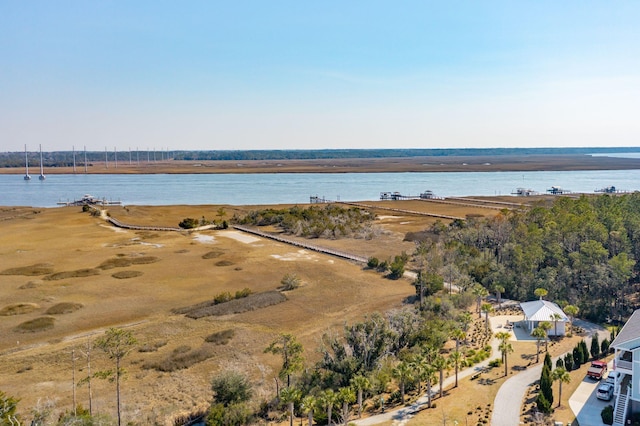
[349, 375, 370, 418]
[392, 360, 414, 405]
[534, 287, 548, 300]
[495, 331, 513, 376]
[473, 284, 490, 318]
[551, 313, 562, 337]
[481, 303, 494, 332]
[432, 355, 451, 399]
[300, 395, 317, 426]
[551, 367, 571, 407]
[280, 387, 301, 426]
[422, 363, 438, 408]
[337, 387, 356, 425]
[531, 326, 547, 363]
[319, 389, 337, 426]
[539, 321, 552, 351]
[564, 305, 579, 337]
[449, 350, 465, 387]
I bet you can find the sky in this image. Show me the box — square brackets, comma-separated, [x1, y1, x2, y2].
[1, 1, 640, 152]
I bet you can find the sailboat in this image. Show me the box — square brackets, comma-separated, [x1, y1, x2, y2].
[38, 144, 46, 180]
[24, 144, 31, 180]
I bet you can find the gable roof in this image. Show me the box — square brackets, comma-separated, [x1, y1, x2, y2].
[611, 309, 640, 350]
[520, 300, 568, 322]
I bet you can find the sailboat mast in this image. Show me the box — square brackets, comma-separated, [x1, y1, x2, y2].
[24, 144, 31, 180]
[38, 144, 46, 180]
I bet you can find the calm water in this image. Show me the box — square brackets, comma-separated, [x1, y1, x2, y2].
[1, 169, 639, 207]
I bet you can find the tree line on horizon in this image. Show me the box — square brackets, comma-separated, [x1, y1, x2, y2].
[1, 147, 639, 168]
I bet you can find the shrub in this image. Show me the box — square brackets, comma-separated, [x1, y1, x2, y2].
[45, 302, 83, 315]
[280, 273, 301, 290]
[178, 218, 200, 229]
[488, 359, 501, 368]
[367, 257, 379, 268]
[14, 316, 55, 333]
[601, 404, 614, 425]
[205, 329, 235, 345]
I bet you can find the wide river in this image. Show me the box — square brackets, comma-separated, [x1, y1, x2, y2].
[1, 168, 639, 207]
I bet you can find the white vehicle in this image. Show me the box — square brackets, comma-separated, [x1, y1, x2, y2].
[597, 383, 614, 401]
[605, 371, 619, 386]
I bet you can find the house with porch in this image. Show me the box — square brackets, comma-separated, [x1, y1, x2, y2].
[609, 309, 640, 426]
[519, 300, 568, 336]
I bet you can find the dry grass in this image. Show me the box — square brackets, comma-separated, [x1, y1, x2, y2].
[184, 291, 287, 319]
[43, 268, 101, 281]
[0, 303, 40, 316]
[13, 316, 55, 333]
[45, 302, 83, 315]
[111, 270, 143, 279]
[142, 343, 218, 372]
[0, 199, 507, 423]
[1, 263, 54, 276]
[204, 329, 235, 345]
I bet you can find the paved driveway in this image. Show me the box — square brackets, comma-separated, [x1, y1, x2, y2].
[568, 362, 614, 426]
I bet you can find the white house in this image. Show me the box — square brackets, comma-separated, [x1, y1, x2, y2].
[609, 309, 640, 426]
[519, 300, 568, 336]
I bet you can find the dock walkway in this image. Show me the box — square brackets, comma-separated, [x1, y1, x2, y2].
[232, 225, 369, 264]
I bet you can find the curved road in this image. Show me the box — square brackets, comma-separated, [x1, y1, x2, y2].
[491, 319, 609, 426]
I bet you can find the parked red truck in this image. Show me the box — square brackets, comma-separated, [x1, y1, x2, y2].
[587, 360, 608, 380]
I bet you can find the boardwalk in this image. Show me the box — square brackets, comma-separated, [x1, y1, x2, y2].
[232, 224, 369, 264]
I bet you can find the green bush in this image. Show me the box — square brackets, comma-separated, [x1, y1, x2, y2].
[367, 257, 379, 268]
[601, 404, 614, 425]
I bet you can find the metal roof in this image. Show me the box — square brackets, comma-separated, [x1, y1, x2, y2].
[611, 309, 640, 349]
[520, 300, 568, 322]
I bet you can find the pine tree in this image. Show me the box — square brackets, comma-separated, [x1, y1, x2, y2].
[590, 334, 600, 359]
[580, 340, 589, 363]
[540, 364, 554, 408]
[536, 391, 552, 414]
[544, 352, 552, 371]
[564, 352, 574, 371]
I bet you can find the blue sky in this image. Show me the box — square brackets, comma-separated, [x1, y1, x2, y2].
[2, 1, 639, 152]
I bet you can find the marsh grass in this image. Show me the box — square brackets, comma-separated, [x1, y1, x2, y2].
[143, 343, 217, 372]
[112, 270, 143, 279]
[99, 256, 159, 270]
[185, 291, 287, 319]
[0, 303, 40, 316]
[202, 250, 225, 259]
[1, 263, 54, 276]
[14, 316, 55, 333]
[215, 260, 234, 267]
[138, 340, 168, 353]
[45, 302, 83, 315]
[204, 329, 235, 345]
[44, 268, 100, 281]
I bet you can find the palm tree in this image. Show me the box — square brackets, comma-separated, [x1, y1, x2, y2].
[432, 355, 451, 399]
[392, 360, 414, 405]
[300, 395, 316, 426]
[473, 284, 490, 318]
[495, 331, 513, 377]
[564, 305, 579, 337]
[539, 321, 552, 351]
[457, 311, 473, 333]
[550, 313, 562, 338]
[449, 350, 465, 387]
[551, 367, 571, 407]
[531, 326, 547, 363]
[534, 287, 548, 300]
[349, 375, 370, 418]
[319, 389, 337, 426]
[280, 387, 301, 426]
[451, 328, 466, 353]
[493, 284, 505, 309]
[423, 363, 438, 408]
[337, 387, 356, 425]
[481, 302, 494, 332]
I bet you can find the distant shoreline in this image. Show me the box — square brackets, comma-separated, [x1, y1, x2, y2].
[2, 154, 640, 175]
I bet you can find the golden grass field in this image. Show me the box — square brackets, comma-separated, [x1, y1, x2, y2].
[0, 191, 586, 425]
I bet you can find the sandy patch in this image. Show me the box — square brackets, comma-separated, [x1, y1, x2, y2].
[99, 224, 128, 233]
[192, 233, 215, 244]
[400, 221, 413, 225]
[217, 230, 260, 244]
[377, 215, 402, 220]
[271, 249, 319, 262]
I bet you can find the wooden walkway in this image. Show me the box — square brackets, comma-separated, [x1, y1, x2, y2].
[232, 225, 369, 264]
[338, 201, 465, 220]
